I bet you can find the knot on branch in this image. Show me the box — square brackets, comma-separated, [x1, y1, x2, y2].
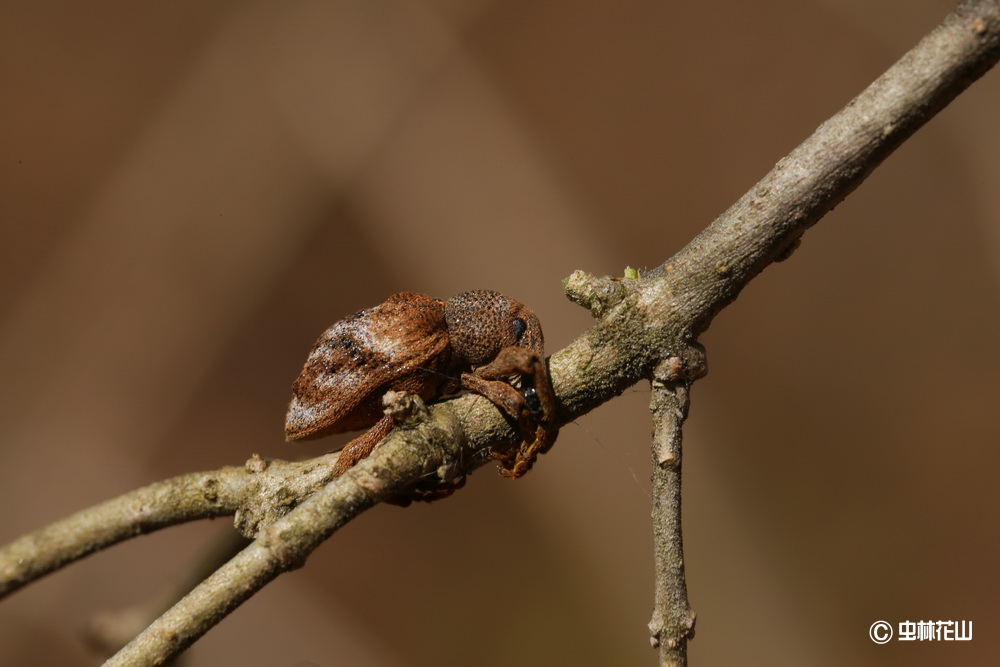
[648, 606, 697, 649]
[245, 453, 268, 474]
[382, 390, 430, 428]
[233, 454, 338, 538]
[563, 269, 630, 318]
[651, 346, 708, 389]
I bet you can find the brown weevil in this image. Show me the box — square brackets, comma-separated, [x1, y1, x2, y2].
[285, 290, 558, 478]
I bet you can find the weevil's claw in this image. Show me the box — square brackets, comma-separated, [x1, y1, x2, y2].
[495, 426, 559, 478]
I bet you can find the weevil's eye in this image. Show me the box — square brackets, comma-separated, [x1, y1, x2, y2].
[512, 317, 527, 343]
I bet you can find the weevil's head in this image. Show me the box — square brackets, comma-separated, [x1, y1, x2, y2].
[444, 290, 544, 366]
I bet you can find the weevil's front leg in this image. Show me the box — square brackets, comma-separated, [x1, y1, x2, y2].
[461, 372, 550, 477]
[331, 413, 395, 475]
[460, 346, 559, 477]
[472, 346, 556, 425]
[459, 373, 535, 439]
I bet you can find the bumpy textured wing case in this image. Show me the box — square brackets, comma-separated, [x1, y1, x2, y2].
[285, 292, 454, 441]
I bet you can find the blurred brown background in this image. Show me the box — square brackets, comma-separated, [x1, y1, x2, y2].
[1, 1, 998, 665]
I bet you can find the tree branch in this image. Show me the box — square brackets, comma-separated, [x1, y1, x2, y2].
[1, 1, 998, 665]
[0, 468, 245, 598]
[647, 359, 699, 665]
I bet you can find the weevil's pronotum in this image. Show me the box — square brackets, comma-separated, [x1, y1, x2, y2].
[285, 290, 558, 477]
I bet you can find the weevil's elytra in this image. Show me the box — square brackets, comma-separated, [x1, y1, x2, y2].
[285, 290, 558, 478]
[286, 293, 454, 439]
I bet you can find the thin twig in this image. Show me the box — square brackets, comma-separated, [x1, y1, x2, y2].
[84, 531, 251, 656]
[647, 360, 699, 666]
[0, 468, 246, 599]
[0, 453, 344, 600]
